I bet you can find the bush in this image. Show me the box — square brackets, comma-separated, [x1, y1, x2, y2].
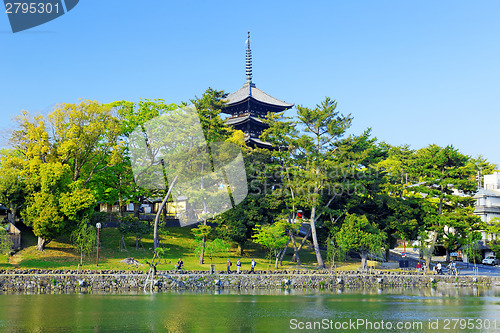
[0, 226, 13, 255]
[90, 211, 110, 225]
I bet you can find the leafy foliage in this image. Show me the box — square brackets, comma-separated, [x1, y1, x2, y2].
[335, 214, 386, 270]
[0, 226, 13, 255]
[252, 221, 289, 269]
[10, 101, 122, 250]
[70, 217, 97, 266]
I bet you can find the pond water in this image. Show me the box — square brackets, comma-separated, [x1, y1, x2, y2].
[0, 287, 499, 332]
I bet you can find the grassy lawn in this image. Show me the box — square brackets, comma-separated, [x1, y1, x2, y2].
[1, 225, 330, 272]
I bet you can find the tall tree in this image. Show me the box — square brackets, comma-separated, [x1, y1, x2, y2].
[408, 145, 477, 270]
[264, 97, 353, 268]
[0, 149, 25, 221]
[111, 99, 180, 218]
[190, 88, 235, 263]
[10, 101, 123, 250]
[261, 111, 303, 264]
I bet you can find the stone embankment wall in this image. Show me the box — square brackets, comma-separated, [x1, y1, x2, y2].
[0, 269, 498, 292]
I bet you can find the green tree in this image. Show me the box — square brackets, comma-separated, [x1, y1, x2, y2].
[191, 224, 212, 264]
[261, 112, 304, 264]
[194, 237, 230, 273]
[191, 87, 233, 144]
[187, 88, 236, 262]
[440, 208, 483, 261]
[0, 151, 25, 222]
[375, 144, 423, 254]
[145, 247, 169, 283]
[408, 145, 477, 269]
[252, 221, 289, 270]
[325, 235, 345, 272]
[465, 240, 482, 270]
[0, 226, 13, 255]
[22, 164, 95, 250]
[262, 97, 353, 268]
[214, 186, 280, 255]
[10, 101, 123, 250]
[112, 99, 180, 218]
[118, 215, 150, 250]
[335, 214, 386, 270]
[71, 217, 97, 266]
[485, 217, 500, 258]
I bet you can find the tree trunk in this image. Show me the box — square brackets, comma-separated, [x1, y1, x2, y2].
[290, 232, 301, 265]
[310, 204, 325, 268]
[199, 235, 206, 265]
[8, 203, 17, 223]
[293, 227, 311, 263]
[275, 249, 282, 269]
[445, 248, 450, 263]
[118, 197, 124, 217]
[360, 251, 368, 270]
[237, 242, 244, 256]
[425, 231, 438, 273]
[37, 237, 49, 251]
[279, 237, 290, 266]
[133, 202, 140, 218]
[154, 173, 179, 249]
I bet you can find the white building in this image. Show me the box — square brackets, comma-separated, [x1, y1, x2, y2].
[475, 172, 500, 223]
[474, 172, 500, 257]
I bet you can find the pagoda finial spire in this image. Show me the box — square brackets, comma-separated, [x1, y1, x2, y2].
[245, 31, 253, 85]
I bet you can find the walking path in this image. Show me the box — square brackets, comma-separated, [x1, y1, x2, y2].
[390, 248, 500, 277]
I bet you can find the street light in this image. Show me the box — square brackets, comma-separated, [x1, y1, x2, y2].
[96, 223, 101, 267]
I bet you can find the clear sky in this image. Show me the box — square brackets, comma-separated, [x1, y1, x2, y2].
[1, 1, 499, 167]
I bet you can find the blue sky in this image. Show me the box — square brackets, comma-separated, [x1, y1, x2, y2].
[1, 1, 499, 167]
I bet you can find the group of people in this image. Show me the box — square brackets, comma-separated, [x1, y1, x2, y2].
[416, 261, 457, 275]
[226, 259, 257, 274]
[175, 258, 258, 273]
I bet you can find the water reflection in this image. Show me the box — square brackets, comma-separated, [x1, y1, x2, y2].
[0, 287, 499, 332]
[1, 285, 500, 297]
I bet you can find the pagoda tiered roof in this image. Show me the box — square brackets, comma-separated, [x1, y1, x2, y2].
[224, 83, 293, 114]
[245, 136, 274, 149]
[225, 113, 268, 127]
[223, 32, 293, 149]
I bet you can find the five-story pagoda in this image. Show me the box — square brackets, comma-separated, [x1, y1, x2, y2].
[223, 32, 294, 149]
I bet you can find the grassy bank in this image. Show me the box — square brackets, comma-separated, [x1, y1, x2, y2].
[1, 226, 345, 272]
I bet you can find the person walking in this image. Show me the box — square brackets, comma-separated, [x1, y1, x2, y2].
[227, 259, 232, 274]
[448, 261, 457, 276]
[237, 259, 241, 274]
[416, 261, 422, 275]
[436, 262, 442, 275]
[250, 259, 256, 274]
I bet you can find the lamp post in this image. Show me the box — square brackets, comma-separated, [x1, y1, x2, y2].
[96, 223, 101, 267]
[417, 235, 421, 264]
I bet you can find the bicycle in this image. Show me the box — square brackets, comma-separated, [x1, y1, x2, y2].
[447, 265, 459, 276]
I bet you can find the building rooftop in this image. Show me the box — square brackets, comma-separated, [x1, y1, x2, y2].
[225, 113, 267, 126]
[226, 83, 294, 109]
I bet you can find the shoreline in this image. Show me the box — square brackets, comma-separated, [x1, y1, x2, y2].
[1, 270, 499, 292]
